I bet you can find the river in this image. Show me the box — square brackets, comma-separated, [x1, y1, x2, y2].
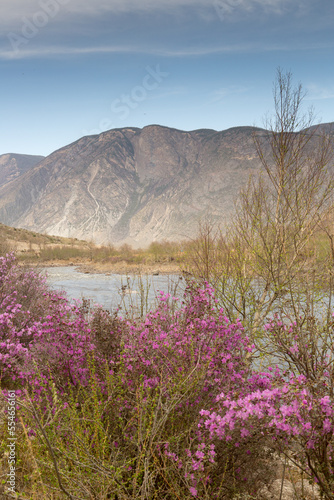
[42, 266, 184, 314]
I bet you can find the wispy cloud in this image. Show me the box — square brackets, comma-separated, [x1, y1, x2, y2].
[306, 83, 334, 100]
[209, 85, 249, 103]
[0, 45, 148, 61]
[0, 0, 312, 28]
[1, 44, 250, 61]
[0, 0, 324, 62]
[2, 40, 332, 61]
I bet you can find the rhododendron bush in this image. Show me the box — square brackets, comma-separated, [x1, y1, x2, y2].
[1, 253, 333, 498]
[0, 253, 97, 392]
[200, 315, 334, 499]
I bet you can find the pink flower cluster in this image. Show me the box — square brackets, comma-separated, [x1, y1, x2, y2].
[0, 253, 98, 393]
[119, 284, 252, 399]
[1, 253, 334, 497]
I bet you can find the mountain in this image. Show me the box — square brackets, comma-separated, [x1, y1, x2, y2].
[0, 124, 332, 247]
[307, 122, 334, 135]
[0, 154, 44, 188]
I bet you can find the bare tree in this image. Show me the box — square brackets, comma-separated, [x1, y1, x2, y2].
[241, 69, 333, 331]
[185, 71, 334, 493]
[188, 69, 334, 337]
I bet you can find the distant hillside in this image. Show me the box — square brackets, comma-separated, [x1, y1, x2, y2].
[0, 124, 333, 247]
[0, 222, 88, 258]
[0, 153, 44, 188]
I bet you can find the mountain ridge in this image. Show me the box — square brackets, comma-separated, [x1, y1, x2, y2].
[0, 153, 45, 189]
[0, 123, 333, 247]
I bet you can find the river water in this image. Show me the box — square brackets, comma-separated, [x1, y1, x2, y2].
[42, 266, 184, 313]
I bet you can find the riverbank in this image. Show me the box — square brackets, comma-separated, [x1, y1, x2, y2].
[25, 258, 182, 275]
[77, 260, 181, 275]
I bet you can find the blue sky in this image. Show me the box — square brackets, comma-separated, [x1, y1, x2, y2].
[1, 0, 334, 156]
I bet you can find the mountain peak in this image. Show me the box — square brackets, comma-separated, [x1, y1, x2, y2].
[0, 123, 333, 247]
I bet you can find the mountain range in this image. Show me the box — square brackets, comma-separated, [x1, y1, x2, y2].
[0, 124, 333, 247]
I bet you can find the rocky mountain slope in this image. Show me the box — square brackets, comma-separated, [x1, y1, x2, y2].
[0, 124, 333, 247]
[0, 154, 44, 188]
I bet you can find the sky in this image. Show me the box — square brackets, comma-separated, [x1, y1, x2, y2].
[1, 0, 334, 156]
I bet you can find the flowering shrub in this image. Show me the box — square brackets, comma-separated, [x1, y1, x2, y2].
[200, 316, 334, 499]
[119, 284, 251, 397]
[103, 284, 269, 498]
[2, 253, 332, 498]
[0, 253, 97, 392]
